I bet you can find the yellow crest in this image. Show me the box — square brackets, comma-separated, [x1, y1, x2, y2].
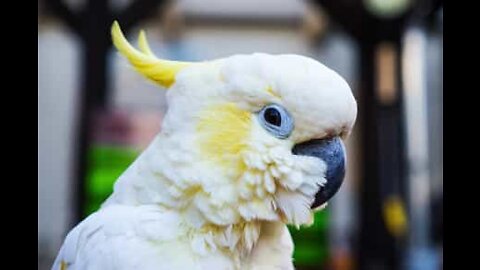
[111, 21, 191, 88]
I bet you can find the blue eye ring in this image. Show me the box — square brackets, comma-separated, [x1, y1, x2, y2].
[258, 104, 294, 139]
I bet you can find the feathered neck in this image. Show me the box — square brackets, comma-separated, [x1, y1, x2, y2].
[101, 135, 266, 259]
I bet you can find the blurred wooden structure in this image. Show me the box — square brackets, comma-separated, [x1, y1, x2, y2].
[44, 0, 170, 223]
[312, 0, 442, 269]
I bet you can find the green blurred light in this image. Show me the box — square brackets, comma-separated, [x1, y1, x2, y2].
[289, 210, 329, 266]
[84, 144, 140, 217]
[364, 0, 411, 18]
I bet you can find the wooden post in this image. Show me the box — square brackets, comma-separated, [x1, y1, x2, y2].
[43, 0, 168, 223]
[311, 1, 421, 268]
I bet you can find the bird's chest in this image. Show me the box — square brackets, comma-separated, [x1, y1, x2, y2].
[241, 222, 295, 270]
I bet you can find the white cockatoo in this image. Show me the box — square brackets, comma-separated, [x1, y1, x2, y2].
[52, 21, 357, 270]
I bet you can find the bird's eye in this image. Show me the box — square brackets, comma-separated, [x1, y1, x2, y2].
[264, 107, 282, 126]
[258, 104, 294, 139]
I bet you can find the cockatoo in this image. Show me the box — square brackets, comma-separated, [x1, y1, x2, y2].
[52, 21, 357, 270]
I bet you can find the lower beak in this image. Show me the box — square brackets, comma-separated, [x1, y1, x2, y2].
[292, 137, 346, 209]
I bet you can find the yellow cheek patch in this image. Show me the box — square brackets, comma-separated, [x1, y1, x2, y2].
[197, 103, 251, 167]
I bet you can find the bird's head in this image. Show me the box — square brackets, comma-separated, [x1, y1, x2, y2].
[112, 22, 357, 228]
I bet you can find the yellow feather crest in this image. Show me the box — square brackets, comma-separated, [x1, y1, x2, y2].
[111, 21, 191, 88]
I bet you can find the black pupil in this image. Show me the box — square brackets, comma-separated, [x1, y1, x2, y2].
[264, 108, 282, 126]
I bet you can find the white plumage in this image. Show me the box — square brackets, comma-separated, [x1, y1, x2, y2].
[52, 22, 357, 270]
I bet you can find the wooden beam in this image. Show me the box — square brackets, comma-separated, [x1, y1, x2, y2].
[44, 0, 83, 35]
[43, 0, 169, 222]
[116, 0, 168, 33]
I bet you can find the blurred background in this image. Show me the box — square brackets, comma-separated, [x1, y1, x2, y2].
[38, 0, 443, 269]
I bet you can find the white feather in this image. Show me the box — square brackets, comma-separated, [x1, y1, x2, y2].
[53, 52, 357, 270]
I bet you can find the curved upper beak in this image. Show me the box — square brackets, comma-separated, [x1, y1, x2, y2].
[292, 137, 346, 209]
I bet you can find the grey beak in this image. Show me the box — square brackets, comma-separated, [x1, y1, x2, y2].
[292, 137, 346, 208]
